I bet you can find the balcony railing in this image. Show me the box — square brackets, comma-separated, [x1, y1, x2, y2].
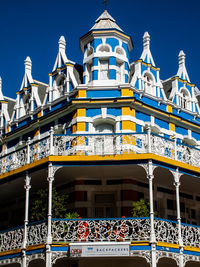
[0, 132, 200, 175]
[0, 218, 200, 252]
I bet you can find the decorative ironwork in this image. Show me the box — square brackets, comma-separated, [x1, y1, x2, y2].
[1, 132, 200, 174]
[52, 218, 151, 243]
[27, 221, 48, 246]
[0, 226, 24, 252]
[154, 219, 179, 244]
[181, 223, 200, 248]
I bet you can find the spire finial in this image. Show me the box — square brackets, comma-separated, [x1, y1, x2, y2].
[24, 56, 32, 73]
[59, 36, 66, 52]
[103, 0, 108, 10]
[178, 50, 186, 66]
[143, 32, 150, 49]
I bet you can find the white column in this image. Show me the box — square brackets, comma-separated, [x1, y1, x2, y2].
[147, 126, 151, 153]
[50, 127, 54, 155]
[22, 172, 31, 267]
[174, 168, 184, 267]
[27, 137, 31, 164]
[46, 163, 54, 267]
[147, 160, 156, 267]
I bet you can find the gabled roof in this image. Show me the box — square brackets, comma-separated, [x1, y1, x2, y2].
[90, 10, 123, 32]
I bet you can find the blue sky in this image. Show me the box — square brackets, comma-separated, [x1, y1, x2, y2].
[0, 0, 199, 98]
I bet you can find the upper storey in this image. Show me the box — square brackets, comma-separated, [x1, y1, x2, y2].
[80, 10, 133, 86]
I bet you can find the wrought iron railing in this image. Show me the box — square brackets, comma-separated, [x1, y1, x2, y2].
[0, 131, 200, 175]
[1, 218, 200, 252]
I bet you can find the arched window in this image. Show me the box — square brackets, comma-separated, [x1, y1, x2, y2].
[55, 74, 66, 95]
[95, 123, 114, 133]
[87, 47, 93, 57]
[98, 45, 110, 53]
[99, 59, 109, 80]
[143, 73, 154, 95]
[94, 122, 115, 155]
[116, 47, 124, 55]
[24, 94, 31, 113]
[180, 89, 190, 109]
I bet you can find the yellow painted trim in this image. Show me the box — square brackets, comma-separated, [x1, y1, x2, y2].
[0, 100, 8, 103]
[52, 242, 69, 247]
[77, 122, 85, 132]
[66, 63, 74, 67]
[121, 88, 133, 97]
[170, 123, 175, 132]
[184, 246, 200, 252]
[37, 110, 42, 118]
[157, 242, 179, 249]
[0, 248, 21, 256]
[77, 108, 86, 117]
[167, 105, 173, 113]
[122, 121, 136, 131]
[92, 30, 131, 41]
[131, 241, 149, 246]
[26, 244, 45, 251]
[77, 90, 87, 98]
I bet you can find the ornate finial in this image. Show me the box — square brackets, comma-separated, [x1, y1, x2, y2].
[59, 36, 66, 52]
[178, 50, 185, 66]
[143, 32, 150, 49]
[24, 56, 32, 73]
[103, 0, 108, 10]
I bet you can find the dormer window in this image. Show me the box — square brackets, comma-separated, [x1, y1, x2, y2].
[86, 62, 92, 82]
[24, 94, 31, 113]
[99, 59, 109, 80]
[55, 74, 66, 95]
[180, 88, 190, 110]
[143, 73, 154, 95]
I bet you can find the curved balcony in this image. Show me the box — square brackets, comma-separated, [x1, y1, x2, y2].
[0, 218, 200, 253]
[0, 132, 200, 175]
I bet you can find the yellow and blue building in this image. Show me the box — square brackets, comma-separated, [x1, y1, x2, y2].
[0, 9, 200, 267]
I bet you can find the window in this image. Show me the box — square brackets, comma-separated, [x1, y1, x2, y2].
[116, 47, 124, 55]
[167, 199, 174, 210]
[24, 94, 31, 113]
[99, 59, 109, 80]
[116, 61, 123, 82]
[87, 47, 93, 57]
[94, 122, 115, 155]
[94, 193, 115, 218]
[56, 74, 66, 95]
[98, 45, 110, 53]
[87, 63, 92, 82]
[143, 73, 154, 95]
[180, 89, 190, 109]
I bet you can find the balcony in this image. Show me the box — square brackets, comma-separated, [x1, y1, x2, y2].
[0, 132, 200, 175]
[0, 218, 200, 253]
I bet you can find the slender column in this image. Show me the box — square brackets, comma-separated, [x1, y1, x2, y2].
[50, 127, 54, 155]
[27, 137, 31, 164]
[46, 163, 54, 267]
[147, 160, 156, 267]
[22, 172, 31, 267]
[147, 126, 152, 153]
[173, 168, 184, 267]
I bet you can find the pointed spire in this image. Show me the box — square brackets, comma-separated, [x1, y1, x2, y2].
[140, 32, 155, 66]
[24, 56, 32, 73]
[178, 50, 186, 67]
[91, 10, 123, 31]
[143, 31, 150, 49]
[59, 36, 66, 52]
[177, 50, 190, 82]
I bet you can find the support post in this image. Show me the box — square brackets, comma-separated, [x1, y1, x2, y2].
[147, 126, 151, 153]
[50, 127, 54, 155]
[147, 160, 156, 267]
[22, 172, 31, 267]
[46, 163, 54, 267]
[27, 137, 31, 164]
[174, 168, 184, 267]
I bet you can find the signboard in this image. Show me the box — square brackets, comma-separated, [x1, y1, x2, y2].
[70, 244, 129, 257]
